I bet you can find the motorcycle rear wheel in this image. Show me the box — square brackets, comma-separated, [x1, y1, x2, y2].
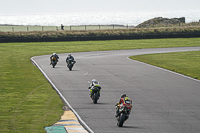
[68, 64, 73, 71]
[52, 61, 57, 68]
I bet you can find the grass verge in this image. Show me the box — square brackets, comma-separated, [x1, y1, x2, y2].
[130, 51, 200, 80]
[0, 38, 200, 132]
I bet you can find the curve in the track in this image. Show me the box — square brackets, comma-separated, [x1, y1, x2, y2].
[32, 47, 200, 133]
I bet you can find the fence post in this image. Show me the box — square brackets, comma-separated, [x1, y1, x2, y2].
[27, 27, 29, 31]
[85, 25, 86, 30]
[42, 27, 44, 31]
[70, 26, 71, 30]
[127, 24, 128, 29]
[113, 25, 114, 29]
[12, 27, 14, 32]
[99, 25, 100, 30]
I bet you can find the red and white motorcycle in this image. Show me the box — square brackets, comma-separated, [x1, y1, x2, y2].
[116, 101, 132, 127]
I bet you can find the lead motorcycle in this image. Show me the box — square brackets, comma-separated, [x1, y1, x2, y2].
[116, 101, 132, 127]
[67, 59, 76, 71]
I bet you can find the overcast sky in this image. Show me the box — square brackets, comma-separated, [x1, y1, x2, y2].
[1, 0, 200, 15]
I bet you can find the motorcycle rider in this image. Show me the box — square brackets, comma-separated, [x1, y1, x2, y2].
[66, 54, 76, 65]
[115, 94, 132, 117]
[50, 53, 59, 65]
[88, 79, 101, 97]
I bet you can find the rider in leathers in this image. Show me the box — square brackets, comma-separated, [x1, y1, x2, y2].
[115, 94, 132, 117]
[50, 53, 59, 65]
[88, 79, 101, 97]
[66, 54, 75, 65]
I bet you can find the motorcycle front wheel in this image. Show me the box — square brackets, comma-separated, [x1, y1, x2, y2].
[117, 113, 125, 127]
[93, 92, 98, 104]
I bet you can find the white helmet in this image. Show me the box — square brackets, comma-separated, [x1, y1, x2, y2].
[53, 53, 56, 55]
[92, 79, 96, 82]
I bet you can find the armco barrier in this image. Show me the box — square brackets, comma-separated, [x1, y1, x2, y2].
[0, 32, 200, 43]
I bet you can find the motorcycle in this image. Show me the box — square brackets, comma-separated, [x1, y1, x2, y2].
[116, 101, 132, 127]
[90, 86, 100, 104]
[51, 57, 58, 68]
[67, 59, 75, 71]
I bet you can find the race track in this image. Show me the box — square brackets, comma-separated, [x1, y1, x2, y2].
[32, 47, 200, 133]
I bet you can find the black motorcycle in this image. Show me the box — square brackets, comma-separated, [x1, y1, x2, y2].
[116, 102, 132, 127]
[90, 86, 100, 104]
[67, 59, 75, 71]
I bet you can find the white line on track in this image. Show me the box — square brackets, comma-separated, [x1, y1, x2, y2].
[31, 57, 94, 133]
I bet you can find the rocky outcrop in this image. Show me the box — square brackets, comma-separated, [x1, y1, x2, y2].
[136, 17, 185, 28]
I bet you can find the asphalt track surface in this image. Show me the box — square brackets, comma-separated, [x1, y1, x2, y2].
[33, 47, 200, 133]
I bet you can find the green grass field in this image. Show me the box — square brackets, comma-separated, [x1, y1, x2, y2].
[1, 38, 200, 132]
[130, 51, 200, 80]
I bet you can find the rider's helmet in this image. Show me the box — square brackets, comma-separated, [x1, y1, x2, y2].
[53, 53, 56, 55]
[92, 79, 96, 82]
[121, 93, 127, 98]
[68, 54, 71, 56]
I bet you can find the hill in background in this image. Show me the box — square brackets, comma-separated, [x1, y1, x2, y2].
[136, 17, 186, 28]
